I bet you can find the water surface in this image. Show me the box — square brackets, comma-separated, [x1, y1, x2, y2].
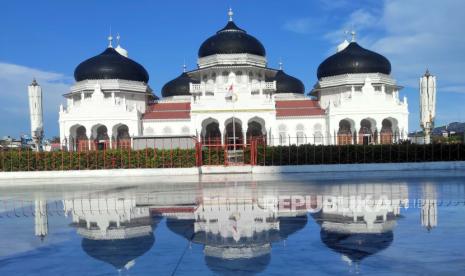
[0, 174, 464, 275]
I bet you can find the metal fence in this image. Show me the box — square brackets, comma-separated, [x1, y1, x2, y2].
[0, 135, 464, 171]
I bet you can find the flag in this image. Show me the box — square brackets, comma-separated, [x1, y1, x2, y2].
[225, 84, 233, 98]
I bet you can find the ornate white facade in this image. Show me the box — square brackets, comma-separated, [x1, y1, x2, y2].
[58, 10, 409, 150]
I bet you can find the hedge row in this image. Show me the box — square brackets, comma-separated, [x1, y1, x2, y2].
[1, 143, 464, 171]
[0, 149, 197, 172]
[256, 144, 465, 166]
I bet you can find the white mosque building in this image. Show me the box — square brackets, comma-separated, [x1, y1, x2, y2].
[57, 9, 408, 151]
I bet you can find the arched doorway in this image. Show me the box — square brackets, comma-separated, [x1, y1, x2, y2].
[116, 125, 130, 149]
[225, 119, 243, 148]
[380, 119, 393, 144]
[246, 120, 265, 144]
[359, 119, 374, 145]
[94, 125, 109, 150]
[338, 120, 353, 145]
[75, 126, 88, 152]
[203, 121, 221, 145]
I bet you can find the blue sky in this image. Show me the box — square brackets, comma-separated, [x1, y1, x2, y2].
[1, 0, 464, 137]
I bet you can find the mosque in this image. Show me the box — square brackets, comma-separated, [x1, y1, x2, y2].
[56, 9, 409, 150]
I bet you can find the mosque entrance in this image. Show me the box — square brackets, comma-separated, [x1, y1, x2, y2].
[95, 125, 110, 150]
[359, 119, 374, 145]
[225, 121, 243, 149]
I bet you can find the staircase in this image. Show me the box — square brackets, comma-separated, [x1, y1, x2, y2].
[227, 149, 244, 164]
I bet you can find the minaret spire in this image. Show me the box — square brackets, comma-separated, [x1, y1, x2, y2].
[350, 30, 356, 42]
[108, 27, 113, 48]
[228, 7, 234, 22]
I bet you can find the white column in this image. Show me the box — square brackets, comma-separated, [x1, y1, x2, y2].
[86, 128, 92, 150]
[353, 121, 360, 145]
[219, 122, 225, 145]
[108, 129, 113, 149]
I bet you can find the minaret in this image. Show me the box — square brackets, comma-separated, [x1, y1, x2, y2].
[419, 70, 436, 144]
[28, 79, 44, 151]
[421, 183, 437, 231]
[34, 199, 48, 241]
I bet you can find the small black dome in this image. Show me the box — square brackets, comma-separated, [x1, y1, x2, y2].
[198, 21, 266, 58]
[161, 72, 199, 98]
[268, 70, 305, 94]
[320, 230, 394, 262]
[317, 42, 391, 79]
[74, 47, 149, 83]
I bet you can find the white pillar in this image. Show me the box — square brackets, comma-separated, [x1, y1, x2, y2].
[108, 129, 113, 149]
[86, 128, 92, 150]
[219, 122, 225, 145]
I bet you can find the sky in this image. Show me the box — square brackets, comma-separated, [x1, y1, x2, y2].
[1, 0, 464, 138]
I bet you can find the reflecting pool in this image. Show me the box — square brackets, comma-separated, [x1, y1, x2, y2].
[0, 174, 465, 275]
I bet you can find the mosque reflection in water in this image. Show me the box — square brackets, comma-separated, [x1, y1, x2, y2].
[31, 181, 439, 273]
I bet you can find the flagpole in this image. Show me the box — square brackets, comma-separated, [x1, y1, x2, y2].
[232, 88, 236, 162]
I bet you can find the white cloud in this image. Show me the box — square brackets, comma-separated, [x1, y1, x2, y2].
[0, 62, 71, 137]
[282, 17, 321, 34]
[441, 86, 465, 94]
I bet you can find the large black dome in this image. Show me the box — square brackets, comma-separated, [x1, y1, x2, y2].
[81, 234, 155, 269]
[320, 230, 394, 262]
[198, 20, 266, 58]
[268, 70, 305, 94]
[317, 42, 391, 79]
[74, 47, 149, 83]
[161, 72, 199, 98]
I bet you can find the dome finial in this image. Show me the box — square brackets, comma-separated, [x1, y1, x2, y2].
[116, 33, 121, 47]
[228, 7, 234, 22]
[108, 27, 113, 48]
[424, 68, 431, 77]
[278, 58, 283, 70]
[182, 63, 187, 73]
[350, 30, 356, 42]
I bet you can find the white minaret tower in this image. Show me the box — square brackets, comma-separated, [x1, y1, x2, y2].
[28, 79, 44, 151]
[34, 199, 48, 241]
[421, 183, 437, 231]
[419, 70, 436, 144]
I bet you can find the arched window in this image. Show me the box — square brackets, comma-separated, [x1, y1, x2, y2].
[313, 123, 323, 145]
[181, 126, 190, 135]
[236, 71, 243, 83]
[211, 72, 217, 83]
[222, 71, 229, 84]
[163, 126, 172, 135]
[145, 127, 154, 135]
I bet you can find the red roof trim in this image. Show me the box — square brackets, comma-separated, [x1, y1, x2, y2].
[143, 102, 191, 120]
[275, 100, 325, 117]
